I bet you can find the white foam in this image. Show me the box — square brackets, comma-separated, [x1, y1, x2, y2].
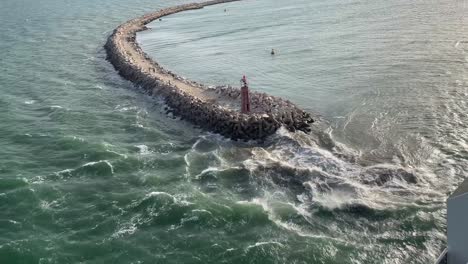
[143, 191, 195, 207]
[191, 209, 213, 215]
[55, 168, 73, 177]
[115, 104, 139, 112]
[309, 188, 359, 210]
[65, 135, 85, 142]
[112, 217, 138, 238]
[8, 220, 19, 225]
[82, 160, 115, 175]
[145, 191, 176, 201]
[242, 127, 444, 211]
[106, 150, 128, 158]
[271, 218, 353, 245]
[50, 105, 63, 109]
[184, 152, 191, 177]
[135, 144, 151, 155]
[245, 241, 284, 251]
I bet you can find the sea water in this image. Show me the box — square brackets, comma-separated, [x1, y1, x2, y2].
[1, 0, 467, 263]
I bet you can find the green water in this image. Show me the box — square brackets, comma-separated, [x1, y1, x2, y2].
[1, 0, 468, 263]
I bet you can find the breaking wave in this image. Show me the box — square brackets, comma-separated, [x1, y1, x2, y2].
[183, 121, 447, 260]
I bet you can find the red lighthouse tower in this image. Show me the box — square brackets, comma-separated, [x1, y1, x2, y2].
[240, 75, 251, 114]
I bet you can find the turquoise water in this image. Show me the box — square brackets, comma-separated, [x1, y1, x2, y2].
[1, 0, 468, 263]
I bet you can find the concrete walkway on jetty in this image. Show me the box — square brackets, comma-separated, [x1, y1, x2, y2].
[105, 0, 314, 140]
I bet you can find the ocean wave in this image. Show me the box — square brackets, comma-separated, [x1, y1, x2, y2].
[135, 144, 152, 155]
[129, 191, 193, 213]
[245, 241, 284, 251]
[108, 191, 203, 236]
[241, 125, 448, 211]
[53, 160, 114, 179]
[114, 104, 139, 112]
[112, 215, 139, 238]
[0, 178, 29, 192]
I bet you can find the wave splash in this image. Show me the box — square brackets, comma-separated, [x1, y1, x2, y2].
[183, 123, 446, 254]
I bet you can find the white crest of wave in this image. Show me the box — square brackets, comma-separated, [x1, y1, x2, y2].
[112, 216, 139, 238]
[82, 160, 115, 175]
[237, 194, 353, 246]
[115, 104, 139, 112]
[53, 160, 115, 179]
[145, 191, 176, 201]
[245, 241, 284, 251]
[135, 144, 152, 155]
[144, 191, 194, 206]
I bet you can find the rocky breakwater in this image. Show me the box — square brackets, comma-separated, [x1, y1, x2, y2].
[104, 0, 314, 141]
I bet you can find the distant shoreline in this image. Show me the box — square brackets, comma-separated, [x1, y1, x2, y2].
[104, 0, 314, 140]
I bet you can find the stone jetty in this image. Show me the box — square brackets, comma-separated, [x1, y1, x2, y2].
[104, 0, 314, 141]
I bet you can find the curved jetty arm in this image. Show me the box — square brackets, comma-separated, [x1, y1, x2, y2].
[104, 0, 314, 141]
